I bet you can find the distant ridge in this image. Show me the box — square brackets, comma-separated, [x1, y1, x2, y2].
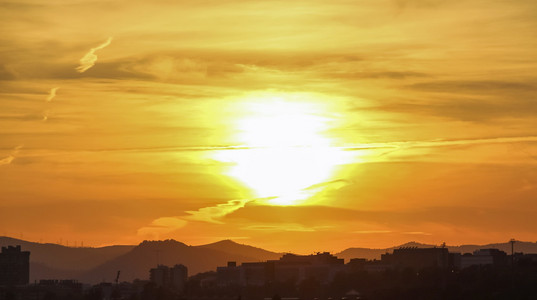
[2, 236, 537, 283]
[335, 240, 537, 261]
[0, 236, 134, 282]
[198, 239, 280, 261]
[80, 239, 283, 283]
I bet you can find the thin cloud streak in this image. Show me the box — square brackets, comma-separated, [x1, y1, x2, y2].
[0, 156, 15, 166]
[343, 136, 537, 152]
[242, 224, 334, 232]
[76, 37, 113, 73]
[0, 145, 22, 166]
[45, 87, 59, 102]
[137, 217, 187, 239]
[353, 230, 393, 234]
[12, 135, 537, 157]
[185, 197, 276, 224]
[42, 110, 49, 122]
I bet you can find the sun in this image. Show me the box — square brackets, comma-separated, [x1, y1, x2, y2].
[213, 94, 351, 205]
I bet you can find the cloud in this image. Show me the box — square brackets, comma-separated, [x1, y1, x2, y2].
[353, 230, 393, 234]
[76, 37, 113, 73]
[0, 156, 15, 166]
[45, 87, 59, 102]
[0, 145, 22, 166]
[325, 71, 429, 80]
[184, 199, 251, 224]
[42, 110, 49, 122]
[407, 80, 535, 93]
[242, 223, 333, 232]
[185, 196, 276, 224]
[0, 114, 43, 121]
[343, 136, 537, 153]
[225, 204, 537, 234]
[403, 231, 432, 235]
[303, 179, 351, 191]
[137, 217, 187, 238]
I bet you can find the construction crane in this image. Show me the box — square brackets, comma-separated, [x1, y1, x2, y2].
[111, 271, 121, 300]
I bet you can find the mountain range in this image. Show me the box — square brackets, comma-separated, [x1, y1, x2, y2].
[2, 236, 537, 284]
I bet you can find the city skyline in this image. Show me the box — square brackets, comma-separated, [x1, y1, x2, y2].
[1, 0, 537, 253]
[3, 235, 536, 285]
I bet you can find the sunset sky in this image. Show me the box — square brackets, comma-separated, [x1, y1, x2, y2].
[1, 0, 537, 253]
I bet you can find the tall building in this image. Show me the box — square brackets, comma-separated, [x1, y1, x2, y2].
[170, 264, 188, 292]
[216, 261, 241, 286]
[149, 265, 170, 287]
[0, 245, 30, 286]
[149, 264, 188, 292]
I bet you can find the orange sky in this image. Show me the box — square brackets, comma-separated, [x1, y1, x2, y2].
[1, 0, 537, 254]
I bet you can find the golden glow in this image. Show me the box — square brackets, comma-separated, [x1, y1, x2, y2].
[214, 95, 352, 205]
[3, 0, 537, 252]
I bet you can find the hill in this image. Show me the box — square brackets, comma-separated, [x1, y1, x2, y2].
[0, 236, 134, 282]
[197, 239, 281, 261]
[4, 236, 537, 284]
[80, 239, 282, 283]
[336, 241, 537, 261]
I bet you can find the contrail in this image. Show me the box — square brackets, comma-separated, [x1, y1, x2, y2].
[76, 37, 113, 73]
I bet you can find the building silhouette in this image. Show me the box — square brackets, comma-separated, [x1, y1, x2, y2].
[458, 248, 508, 269]
[217, 252, 345, 286]
[149, 264, 188, 292]
[381, 247, 450, 270]
[0, 245, 30, 286]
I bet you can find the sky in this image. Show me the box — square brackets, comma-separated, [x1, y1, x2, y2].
[1, 0, 537, 253]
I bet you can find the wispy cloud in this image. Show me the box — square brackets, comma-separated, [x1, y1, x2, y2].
[45, 87, 59, 102]
[344, 136, 537, 152]
[185, 199, 251, 224]
[353, 230, 393, 234]
[185, 197, 276, 224]
[137, 217, 187, 239]
[0, 156, 15, 166]
[303, 179, 351, 191]
[76, 37, 113, 73]
[403, 231, 433, 236]
[243, 223, 333, 232]
[0, 145, 22, 166]
[42, 110, 49, 122]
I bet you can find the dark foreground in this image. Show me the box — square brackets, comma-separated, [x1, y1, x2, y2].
[2, 261, 537, 300]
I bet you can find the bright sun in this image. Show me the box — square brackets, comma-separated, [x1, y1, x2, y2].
[213, 94, 352, 205]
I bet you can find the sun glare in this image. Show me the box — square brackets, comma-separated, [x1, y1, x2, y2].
[213, 95, 352, 205]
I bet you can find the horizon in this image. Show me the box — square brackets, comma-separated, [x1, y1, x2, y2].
[1, 235, 532, 255]
[1, 0, 537, 254]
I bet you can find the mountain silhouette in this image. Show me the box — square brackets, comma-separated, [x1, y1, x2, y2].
[336, 240, 537, 261]
[80, 239, 282, 283]
[3, 236, 537, 284]
[198, 239, 280, 261]
[0, 236, 134, 281]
